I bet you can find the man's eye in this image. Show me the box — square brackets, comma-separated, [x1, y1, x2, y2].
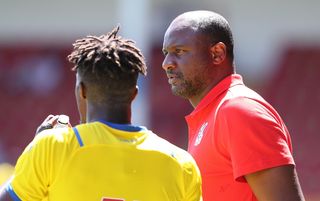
[162, 50, 168, 56]
[176, 49, 184, 55]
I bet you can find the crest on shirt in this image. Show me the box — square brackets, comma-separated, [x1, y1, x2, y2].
[194, 122, 208, 146]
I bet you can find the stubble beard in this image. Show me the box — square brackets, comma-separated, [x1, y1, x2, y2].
[171, 75, 205, 100]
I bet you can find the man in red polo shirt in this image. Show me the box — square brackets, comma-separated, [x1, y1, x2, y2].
[162, 10, 305, 201]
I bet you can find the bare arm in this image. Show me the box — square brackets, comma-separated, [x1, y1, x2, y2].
[245, 165, 305, 201]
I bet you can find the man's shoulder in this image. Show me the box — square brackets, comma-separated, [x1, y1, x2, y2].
[226, 82, 263, 100]
[217, 88, 279, 126]
[32, 127, 77, 149]
[146, 133, 197, 165]
[220, 83, 267, 109]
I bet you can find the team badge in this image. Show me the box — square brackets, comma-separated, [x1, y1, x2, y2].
[194, 122, 208, 146]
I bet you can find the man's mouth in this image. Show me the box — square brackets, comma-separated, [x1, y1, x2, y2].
[167, 73, 179, 85]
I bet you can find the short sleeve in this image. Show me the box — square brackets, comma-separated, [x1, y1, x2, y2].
[9, 131, 54, 201]
[218, 97, 295, 181]
[183, 155, 203, 201]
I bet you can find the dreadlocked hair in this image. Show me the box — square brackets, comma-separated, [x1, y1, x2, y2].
[68, 26, 147, 104]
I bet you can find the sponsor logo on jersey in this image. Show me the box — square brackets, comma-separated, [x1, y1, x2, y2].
[194, 122, 208, 146]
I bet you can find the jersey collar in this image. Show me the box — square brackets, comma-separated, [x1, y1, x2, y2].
[97, 119, 147, 132]
[191, 74, 244, 114]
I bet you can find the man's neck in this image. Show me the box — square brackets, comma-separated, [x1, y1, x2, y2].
[189, 72, 234, 108]
[86, 103, 132, 124]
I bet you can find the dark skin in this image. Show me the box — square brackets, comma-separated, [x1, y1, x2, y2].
[162, 21, 233, 108]
[75, 72, 137, 124]
[0, 71, 137, 201]
[162, 12, 305, 201]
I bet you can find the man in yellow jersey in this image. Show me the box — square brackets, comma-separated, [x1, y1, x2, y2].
[0, 26, 202, 201]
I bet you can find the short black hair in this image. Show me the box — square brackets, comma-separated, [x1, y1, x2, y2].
[68, 26, 147, 104]
[191, 11, 234, 61]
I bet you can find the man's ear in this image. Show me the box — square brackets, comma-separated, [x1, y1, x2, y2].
[210, 42, 227, 65]
[132, 85, 138, 100]
[79, 82, 87, 99]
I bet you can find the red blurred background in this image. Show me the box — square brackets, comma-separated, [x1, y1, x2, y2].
[1, 44, 319, 199]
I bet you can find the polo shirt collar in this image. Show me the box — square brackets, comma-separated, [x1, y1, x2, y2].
[191, 74, 244, 114]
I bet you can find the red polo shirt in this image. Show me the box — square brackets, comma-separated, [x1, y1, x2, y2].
[186, 74, 294, 201]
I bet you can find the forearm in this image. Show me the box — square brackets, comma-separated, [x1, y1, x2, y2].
[245, 165, 305, 201]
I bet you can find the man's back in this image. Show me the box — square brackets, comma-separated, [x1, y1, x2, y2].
[9, 121, 202, 201]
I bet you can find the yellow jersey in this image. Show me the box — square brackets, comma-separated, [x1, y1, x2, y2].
[8, 120, 202, 201]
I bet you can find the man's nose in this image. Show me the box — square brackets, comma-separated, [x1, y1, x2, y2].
[162, 55, 175, 71]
